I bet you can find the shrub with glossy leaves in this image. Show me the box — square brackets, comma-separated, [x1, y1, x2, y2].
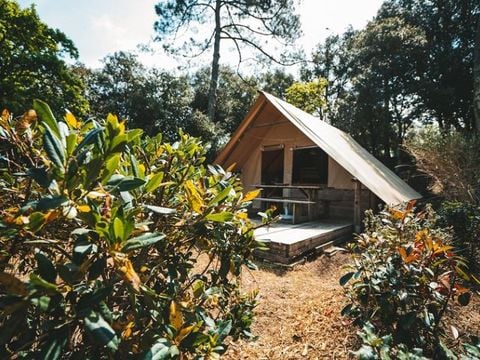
[437, 201, 480, 281]
[341, 202, 473, 358]
[0, 102, 262, 358]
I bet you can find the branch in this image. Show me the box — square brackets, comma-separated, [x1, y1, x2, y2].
[221, 22, 271, 37]
[220, 33, 302, 66]
[177, 29, 216, 58]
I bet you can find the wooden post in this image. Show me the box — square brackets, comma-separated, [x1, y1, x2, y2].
[353, 179, 362, 233]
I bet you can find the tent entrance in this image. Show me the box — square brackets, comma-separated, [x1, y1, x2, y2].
[261, 147, 284, 186]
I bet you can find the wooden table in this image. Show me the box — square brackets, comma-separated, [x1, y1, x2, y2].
[252, 184, 325, 223]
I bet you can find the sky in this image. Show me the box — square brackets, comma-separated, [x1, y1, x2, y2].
[17, 0, 384, 72]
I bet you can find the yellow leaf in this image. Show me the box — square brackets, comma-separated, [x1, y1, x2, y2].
[77, 205, 91, 213]
[65, 111, 80, 129]
[434, 245, 454, 255]
[185, 180, 204, 214]
[122, 321, 135, 340]
[107, 113, 118, 126]
[86, 190, 107, 199]
[225, 162, 237, 172]
[15, 109, 37, 132]
[1, 108, 10, 121]
[242, 189, 261, 203]
[112, 252, 141, 292]
[176, 325, 195, 342]
[44, 210, 60, 222]
[390, 209, 405, 220]
[415, 229, 429, 242]
[118, 120, 126, 135]
[405, 253, 419, 264]
[0, 272, 28, 296]
[169, 301, 183, 330]
[236, 212, 248, 220]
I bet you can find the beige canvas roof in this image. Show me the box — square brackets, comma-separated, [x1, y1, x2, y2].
[215, 91, 421, 205]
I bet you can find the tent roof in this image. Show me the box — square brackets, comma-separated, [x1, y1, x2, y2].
[215, 91, 421, 205]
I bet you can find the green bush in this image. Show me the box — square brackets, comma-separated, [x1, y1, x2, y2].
[437, 201, 480, 281]
[0, 102, 263, 358]
[341, 202, 473, 358]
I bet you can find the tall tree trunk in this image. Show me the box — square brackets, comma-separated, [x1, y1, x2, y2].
[207, 0, 222, 121]
[474, 17, 480, 132]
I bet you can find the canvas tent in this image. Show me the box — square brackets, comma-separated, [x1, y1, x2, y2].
[215, 91, 421, 225]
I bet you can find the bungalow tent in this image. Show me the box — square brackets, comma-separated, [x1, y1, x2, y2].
[215, 91, 421, 230]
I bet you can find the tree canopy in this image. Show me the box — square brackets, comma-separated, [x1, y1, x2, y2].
[154, 0, 301, 121]
[302, 0, 480, 166]
[85, 52, 193, 141]
[0, 0, 88, 116]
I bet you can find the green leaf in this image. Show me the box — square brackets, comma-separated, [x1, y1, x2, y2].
[102, 154, 121, 182]
[127, 129, 143, 143]
[458, 292, 471, 306]
[145, 172, 164, 193]
[58, 263, 81, 284]
[65, 133, 78, 156]
[74, 128, 103, 155]
[29, 212, 46, 232]
[31, 295, 51, 311]
[339, 272, 355, 286]
[208, 186, 232, 206]
[205, 212, 234, 222]
[122, 233, 166, 252]
[29, 273, 57, 291]
[113, 217, 124, 242]
[144, 205, 176, 215]
[27, 167, 51, 188]
[38, 330, 67, 360]
[341, 304, 353, 317]
[110, 134, 128, 153]
[77, 287, 111, 313]
[143, 338, 171, 360]
[35, 195, 68, 211]
[108, 175, 146, 192]
[119, 178, 146, 191]
[43, 124, 65, 171]
[216, 320, 232, 342]
[354, 345, 377, 360]
[35, 252, 57, 283]
[34, 99, 61, 139]
[73, 238, 96, 264]
[84, 311, 119, 353]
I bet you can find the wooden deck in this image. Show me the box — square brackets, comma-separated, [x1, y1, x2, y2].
[254, 220, 353, 264]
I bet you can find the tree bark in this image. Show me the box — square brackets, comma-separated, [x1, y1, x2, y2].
[207, 0, 222, 121]
[474, 17, 480, 132]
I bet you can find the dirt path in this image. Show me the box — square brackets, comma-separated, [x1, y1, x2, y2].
[224, 252, 480, 359]
[224, 253, 357, 359]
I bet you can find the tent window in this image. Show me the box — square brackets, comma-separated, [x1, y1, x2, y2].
[292, 147, 328, 184]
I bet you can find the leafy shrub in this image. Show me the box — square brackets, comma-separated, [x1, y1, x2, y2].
[341, 202, 473, 358]
[404, 127, 480, 204]
[437, 201, 480, 281]
[0, 102, 262, 358]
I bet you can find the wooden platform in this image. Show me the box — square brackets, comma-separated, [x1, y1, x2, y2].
[254, 220, 353, 264]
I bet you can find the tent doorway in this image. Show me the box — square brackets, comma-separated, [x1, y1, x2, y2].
[261, 147, 284, 186]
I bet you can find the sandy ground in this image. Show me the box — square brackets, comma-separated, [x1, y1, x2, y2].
[223, 252, 480, 360]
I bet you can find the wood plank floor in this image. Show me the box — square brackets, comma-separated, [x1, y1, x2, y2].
[254, 220, 353, 264]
